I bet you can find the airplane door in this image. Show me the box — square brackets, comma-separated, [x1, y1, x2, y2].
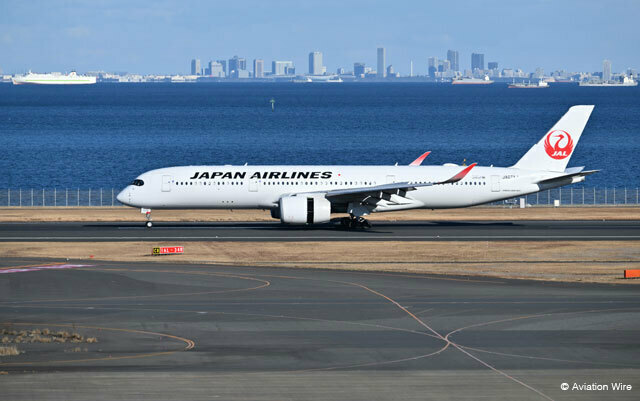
[491, 175, 500, 192]
[249, 179, 258, 192]
[162, 175, 172, 192]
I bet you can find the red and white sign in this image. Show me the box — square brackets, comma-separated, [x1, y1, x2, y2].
[543, 130, 573, 160]
[153, 246, 184, 255]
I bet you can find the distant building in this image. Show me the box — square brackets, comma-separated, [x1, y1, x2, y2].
[209, 61, 224, 78]
[409, 61, 413, 77]
[228, 56, 246, 76]
[471, 53, 484, 71]
[354, 62, 366, 77]
[253, 59, 264, 78]
[191, 59, 201, 75]
[336, 67, 345, 75]
[377, 47, 386, 78]
[502, 68, 514, 78]
[447, 50, 459, 72]
[386, 65, 394, 76]
[428, 57, 438, 78]
[488, 62, 498, 70]
[216, 60, 227, 76]
[439, 59, 451, 72]
[603, 59, 612, 81]
[532, 67, 544, 79]
[272, 61, 294, 76]
[231, 70, 250, 79]
[309, 52, 323, 75]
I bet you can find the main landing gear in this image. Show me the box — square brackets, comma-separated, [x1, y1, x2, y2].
[340, 215, 372, 230]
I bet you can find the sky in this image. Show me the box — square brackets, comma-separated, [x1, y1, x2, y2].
[1, 0, 639, 75]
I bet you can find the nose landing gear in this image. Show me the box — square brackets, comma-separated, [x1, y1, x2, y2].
[142, 208, 153, 228]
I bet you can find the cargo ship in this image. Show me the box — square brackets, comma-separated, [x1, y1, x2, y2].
[508, 80, 549, 88]
[452, 75, 493, 85]
[12, 71, 96, 85]
[579, 76, 637, 87]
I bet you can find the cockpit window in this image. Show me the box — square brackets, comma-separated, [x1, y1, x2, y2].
[131, 179, 144, 186]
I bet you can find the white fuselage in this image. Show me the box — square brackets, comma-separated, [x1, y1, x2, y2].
[117, 164, 575, 212]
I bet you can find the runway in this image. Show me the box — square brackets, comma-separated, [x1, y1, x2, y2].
[0, 258, 639, 400]
[1, 219, 640, 241]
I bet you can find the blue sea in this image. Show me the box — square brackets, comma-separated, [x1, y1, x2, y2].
[0, 82, 638, 189]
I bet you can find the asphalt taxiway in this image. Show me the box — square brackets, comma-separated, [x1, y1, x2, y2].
[0, 258, 639, 400]
[1, 219, 640, 241]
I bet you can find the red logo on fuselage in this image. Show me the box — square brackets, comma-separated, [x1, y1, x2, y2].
[544, 130, 573, 160]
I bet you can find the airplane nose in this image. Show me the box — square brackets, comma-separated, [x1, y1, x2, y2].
[116, 188, 129, 205]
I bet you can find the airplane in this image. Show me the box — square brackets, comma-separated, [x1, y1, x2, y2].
[117, 105, 597, 229]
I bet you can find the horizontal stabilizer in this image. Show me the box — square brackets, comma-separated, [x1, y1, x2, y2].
[537, 170, 599, 185]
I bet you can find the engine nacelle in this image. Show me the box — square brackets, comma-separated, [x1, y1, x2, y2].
[279, 196, 331, 224]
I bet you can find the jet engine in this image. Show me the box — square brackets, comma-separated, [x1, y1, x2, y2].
[279, 195, 331, 224]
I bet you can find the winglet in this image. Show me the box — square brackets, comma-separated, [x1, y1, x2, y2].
[441, 163, 477, 184]
[409, 151, 431, 166]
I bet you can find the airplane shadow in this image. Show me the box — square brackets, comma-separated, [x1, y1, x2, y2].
[85, 220, 518, 234]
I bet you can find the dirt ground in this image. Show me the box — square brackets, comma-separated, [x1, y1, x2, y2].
[0, 206, 639, 222]
[1, 240, 639, 284]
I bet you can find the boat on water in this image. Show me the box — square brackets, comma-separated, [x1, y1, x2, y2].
[304, 75, 343, 83]
[579, 76, 637, 87]
[452, 75, 493, 85]
[292, 76, 312, 83]
[508, 80, 549, 89]
[12, 71, 96, 85]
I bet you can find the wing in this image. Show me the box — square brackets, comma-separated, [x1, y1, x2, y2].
[325, 163, 477, 205]
[409, 151, 431, 166]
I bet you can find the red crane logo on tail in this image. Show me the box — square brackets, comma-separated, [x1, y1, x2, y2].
[544, 130, 573, 160]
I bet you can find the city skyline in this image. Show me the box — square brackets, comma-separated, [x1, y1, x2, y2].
[1, 0, 639, 75]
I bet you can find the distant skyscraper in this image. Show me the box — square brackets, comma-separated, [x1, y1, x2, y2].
[216, 60, 227, 76]
[253, 59, 264, 78]
[447, 50, 459, 72]
[471, 53, 485, 71]
[209, 61, 224, 78]
[377, 47, 386, 78]
[272, 61, 294, 76]
[428, 57, 438, 78]
[386, 65, 394, 77]
[228, 56, 246, 75]
[354, 62, 366, 77]
[410, 60, 413, 77]
[191, 59, 201, 75]
[488, 62, 498, 70]
[603, 59, 612, 81]
[309, 52, 323, 75]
